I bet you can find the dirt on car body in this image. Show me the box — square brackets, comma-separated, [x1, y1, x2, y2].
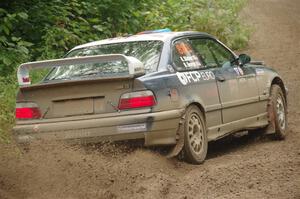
[1, 0, 300, 198]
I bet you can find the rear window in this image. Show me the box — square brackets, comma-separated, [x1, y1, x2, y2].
[45, 40, 163, 81]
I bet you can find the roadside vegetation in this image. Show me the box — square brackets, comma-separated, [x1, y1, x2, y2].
[0, 0, 249, 143]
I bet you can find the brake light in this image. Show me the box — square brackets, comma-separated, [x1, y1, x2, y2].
[15, 103, 41, 119]
[22, 76, 30, 83]
[118, 90, 156, 110]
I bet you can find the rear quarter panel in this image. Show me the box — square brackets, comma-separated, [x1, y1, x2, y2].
[138, 69, 222, 129]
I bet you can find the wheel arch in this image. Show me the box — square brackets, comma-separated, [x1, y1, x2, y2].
[187, 102, 206, 121]
[271, 76, 287, 101]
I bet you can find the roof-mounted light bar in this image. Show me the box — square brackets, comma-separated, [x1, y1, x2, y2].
[137, 28, 172, 35]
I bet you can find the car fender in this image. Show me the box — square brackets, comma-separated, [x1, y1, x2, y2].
[253, 65, 287, 134]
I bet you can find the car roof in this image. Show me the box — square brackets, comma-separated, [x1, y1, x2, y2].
[71, 31, 215, 51]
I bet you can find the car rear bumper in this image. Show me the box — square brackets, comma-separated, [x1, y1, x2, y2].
[13, 109, 184, 146]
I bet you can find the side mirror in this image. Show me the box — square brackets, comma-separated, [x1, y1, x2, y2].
[239, 54, 251, 66]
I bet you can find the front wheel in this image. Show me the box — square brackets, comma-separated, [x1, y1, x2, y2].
[182, 105, 208, 164]
[269, 84, 287, 139]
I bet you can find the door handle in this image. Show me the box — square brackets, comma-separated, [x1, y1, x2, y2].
[216, 75, 225, 82]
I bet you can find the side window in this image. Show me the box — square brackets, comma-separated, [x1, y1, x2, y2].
[172, 39, 205, 71]
[190, 38, 236, 68]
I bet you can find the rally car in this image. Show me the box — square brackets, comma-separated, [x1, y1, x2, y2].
[13, 30, 288, 164]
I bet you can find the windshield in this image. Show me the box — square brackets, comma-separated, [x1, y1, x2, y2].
[45, 40, 163, 81]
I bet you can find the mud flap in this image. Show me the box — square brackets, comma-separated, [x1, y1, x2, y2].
[265, 98, 276, 134]
[166, 114, 185, 158]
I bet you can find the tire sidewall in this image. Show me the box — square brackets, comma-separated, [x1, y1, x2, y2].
[271, 85, 287, 139]
[183, 105, 208, 164]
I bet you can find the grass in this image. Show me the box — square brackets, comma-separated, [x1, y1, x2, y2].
[0, 75, 17, 143]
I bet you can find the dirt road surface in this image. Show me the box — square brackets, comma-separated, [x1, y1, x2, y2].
[0, 0, 299, 198]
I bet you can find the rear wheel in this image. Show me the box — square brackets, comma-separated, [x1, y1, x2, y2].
[183, 105, 208, 164]
[269, 84, 287, 139]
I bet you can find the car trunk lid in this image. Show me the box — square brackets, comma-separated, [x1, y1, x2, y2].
[18, 77, 133, 119]
[16, 54, 144, 119]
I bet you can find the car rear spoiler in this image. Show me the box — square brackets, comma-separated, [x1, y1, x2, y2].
[17, 54, 145, 86]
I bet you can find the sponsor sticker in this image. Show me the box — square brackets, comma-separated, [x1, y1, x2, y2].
[256, 68, 264, 75]
[233, 67, 244, 76]
[176, 70, 215, 85]
[175, 42, 192, 55]
[180, 55, 202, 68]
[117, 123, 147, 133]
[238, 67, 244, 75]
[175, 42, 203, 69]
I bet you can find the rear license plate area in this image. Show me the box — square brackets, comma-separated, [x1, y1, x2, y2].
[52, 98, 94, 117]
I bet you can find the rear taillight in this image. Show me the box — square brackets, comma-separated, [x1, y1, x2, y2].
[15, 103, 41, 119]
[118, 90, 156, 110]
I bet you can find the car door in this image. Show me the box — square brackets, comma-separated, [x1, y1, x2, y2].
[171, 38, 222, 130]
[235, 61, 261, 120]
[189, 37, 260, 124]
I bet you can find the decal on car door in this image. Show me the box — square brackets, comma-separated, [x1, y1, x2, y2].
[233, 67, 244, 76]
[255, 68, 264, 75]
[176, 70, 215, 85]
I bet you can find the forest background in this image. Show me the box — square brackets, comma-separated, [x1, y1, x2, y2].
[0, 0, 249, 142]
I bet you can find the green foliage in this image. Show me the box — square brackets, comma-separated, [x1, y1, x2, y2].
[0, 0, 249, 142]
[143, 0, 250, 49]
[0, 8, 32, 76]
[0, 75, 17, 143]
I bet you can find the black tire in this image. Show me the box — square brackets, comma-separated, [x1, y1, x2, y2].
[269, 84, 287, 139]
[183, 105, 208, 164]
